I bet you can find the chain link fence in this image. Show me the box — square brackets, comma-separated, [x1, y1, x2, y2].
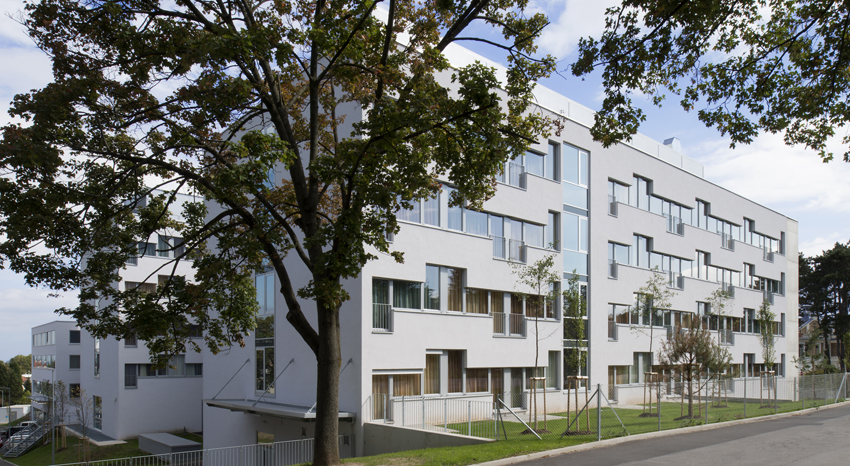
[369, 373, 848, 442]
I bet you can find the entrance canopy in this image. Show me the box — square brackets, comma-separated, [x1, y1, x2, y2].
[203, 399, 356, 422]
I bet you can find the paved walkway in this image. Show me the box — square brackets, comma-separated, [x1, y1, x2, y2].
[482, 402, 850, 465]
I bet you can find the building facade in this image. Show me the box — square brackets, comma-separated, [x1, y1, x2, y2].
[200, 40, 798, 456]
[31, 191, 204, 440]
[30, 321, 80, 425]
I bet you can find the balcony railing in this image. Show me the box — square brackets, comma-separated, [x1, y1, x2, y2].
[764, 289, 775, 305]
[490, 236, 526, 263]
[763, 246, 775, 262]
[664, 214, 684, 235]
[721, 233, 735, 250]
[507, 162, 526, 189]
[666, 325, 686, 339]
[608, 195, 618, 216]
[372, 303, 392, 332]
[668, 271, 684, 289]
[720, 329, 735, 346]
[492, 311, 506, 336]
[509, 313, 526, 337]
[608, 321, 618, 340]
[722, 281, 736, 297]
[608, 260, 618, 279]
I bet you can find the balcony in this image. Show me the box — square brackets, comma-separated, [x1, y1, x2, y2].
[763, 246, 775, 262]
[764, 289, 775, 305]
[664, 214, 684, 235]
[608, 260, 618, 279]
[608, 195, 618, 216]
[492, 312, 525, 337]
[372, 304, 392, 332]
[491, 236, 526, 263]
[509, 313, 526, 337]
[668, 271, 684, 290]
[722, 282, 736, 297]
[721, 233, 735, 251]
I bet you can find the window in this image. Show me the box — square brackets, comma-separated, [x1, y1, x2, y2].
[393, 280, 421, 309]
[126, 281, 157, 294]
[466, 368, 489, 393]
[632, 353, 652, 384]
[526, 150, 545, 177]
[256, 272, 275, 394]
[394, 373, 421, 396]
[525, 223, 544, 248]
[125, 335, 137, 347]
[563, 144, 589, 208]
[398, 197, 421, 223]
[70, 384, 80, 399]
[69, 355, 80, 370]
[125, 364, 137, 388]
[465, 288, 489, 314]
[94, 338, 100, 377]
[138, 241, 156, 257]
[448, 350, 463, 393]
[608, 180, 629, 213]
[545, 212, 559, 250]
[69, 330, 80, 344]
[547, 351, 560, 389]
[562, 212, 588, 252]
[93, 396, 102, 430]
[186, 363, 203, 376]
[447, 187, 462, 231]
[423, 194, 440, 226]
[424, 265, 441, 310]
[547, 142, 559, 180]
[33, 330, 56, 347]
[425, 354, 440, 395]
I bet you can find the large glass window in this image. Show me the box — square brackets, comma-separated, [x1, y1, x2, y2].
[466, 288, 489, 314]
[93, 396, 102, 430]
[447, 267, 464, 312]
[423, 194, 440, 226]
[393, 280, 421, 309]
[70, 355, 80, 370]
[526, 150, 545, 177]
[547, 142, 559, 180]
[398, 198, 421, 223]
[545, 212, 559, 250]
[424, 265, 441, 310]
[70, 330, 80, 344]
[447, 187, 462, 231]
[466, 210, 488, 236]
[525, 223, 544, 248]
[467, 368, 489, 393]
[425, 354, 440, 394]
[448, 350, 463, 393]
[255, 272, 275, 394]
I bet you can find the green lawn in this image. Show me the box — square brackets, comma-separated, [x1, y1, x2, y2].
[5, 436, 147, 466]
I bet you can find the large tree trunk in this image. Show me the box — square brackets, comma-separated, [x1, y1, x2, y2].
[313, 299, 342, 466]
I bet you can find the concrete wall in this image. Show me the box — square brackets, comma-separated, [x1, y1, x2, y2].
[362, 422, 490, 457]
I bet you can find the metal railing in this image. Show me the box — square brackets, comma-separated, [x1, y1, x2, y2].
[722, 282, 736, 297]
[668, 271, 683, 289]
[372, 303, 392, 332]
[491, 236, 526, 263]
[721, 233, 735, 250]
[370, 394, 496, 439]
[764, 246, 775, 262]
[720, 328, 735, 346]
[507, 162, 526, 189]
[608, 195, 618, 216]
[509, 313, 526, 336]
[608, 260, 618, 279]
[764, 289, 775, 305]
[608, 321, 618, 340]
[665, 214, 684, 235]
[492, 312, 507, 336]
[54, 435, 354, 466]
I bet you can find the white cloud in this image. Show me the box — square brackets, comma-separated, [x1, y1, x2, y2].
[799, 234, 846, 257]
[536, 0, 620, 59]
[0, 270, 78, 361]
[693, 133, 850, 213]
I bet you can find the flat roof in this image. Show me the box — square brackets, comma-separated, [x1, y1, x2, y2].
[204, 399, 356, 421]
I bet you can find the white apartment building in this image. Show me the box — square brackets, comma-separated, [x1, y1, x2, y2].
[30, 321, 81, 425]
[200, 40, 798, 456]
[31, 191, 204, 440]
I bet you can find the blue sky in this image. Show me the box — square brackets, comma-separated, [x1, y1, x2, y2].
[1, 0, 849, 361]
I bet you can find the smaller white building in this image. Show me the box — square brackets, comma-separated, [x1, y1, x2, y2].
[30, 321, 81, 425]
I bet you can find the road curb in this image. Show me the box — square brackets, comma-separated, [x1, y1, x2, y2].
[473, 399, 850, 466]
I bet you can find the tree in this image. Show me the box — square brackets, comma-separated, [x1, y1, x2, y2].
[657, 323, 717, 419]
[705, 288, 734, 405]
[71, 390, 93, 463]
[757, 298, 777, 407]
[800, 244, 850, 372]
[562, 271, 587, 432]
[9, 355, 31, 375]
[511, 254, 560, 433]
[0, 1, 556, 463]
[8, 362, 23, 405]
[572, 0, 850, 162]
[634, 267, 676, 415]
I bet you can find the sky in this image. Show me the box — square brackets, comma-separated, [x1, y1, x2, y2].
[1, 0, 849, 361]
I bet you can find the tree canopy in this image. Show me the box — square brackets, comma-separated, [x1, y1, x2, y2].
[572, 0, 850, 161]
[0, 0, 556, 463]
[799, 242, 850, 371]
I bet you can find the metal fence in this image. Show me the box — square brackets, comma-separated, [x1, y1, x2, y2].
[52, 435, 354, 466]
[368, 373, 848, 443]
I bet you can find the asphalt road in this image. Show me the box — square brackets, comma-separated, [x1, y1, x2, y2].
[517, 404, 850, 466]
